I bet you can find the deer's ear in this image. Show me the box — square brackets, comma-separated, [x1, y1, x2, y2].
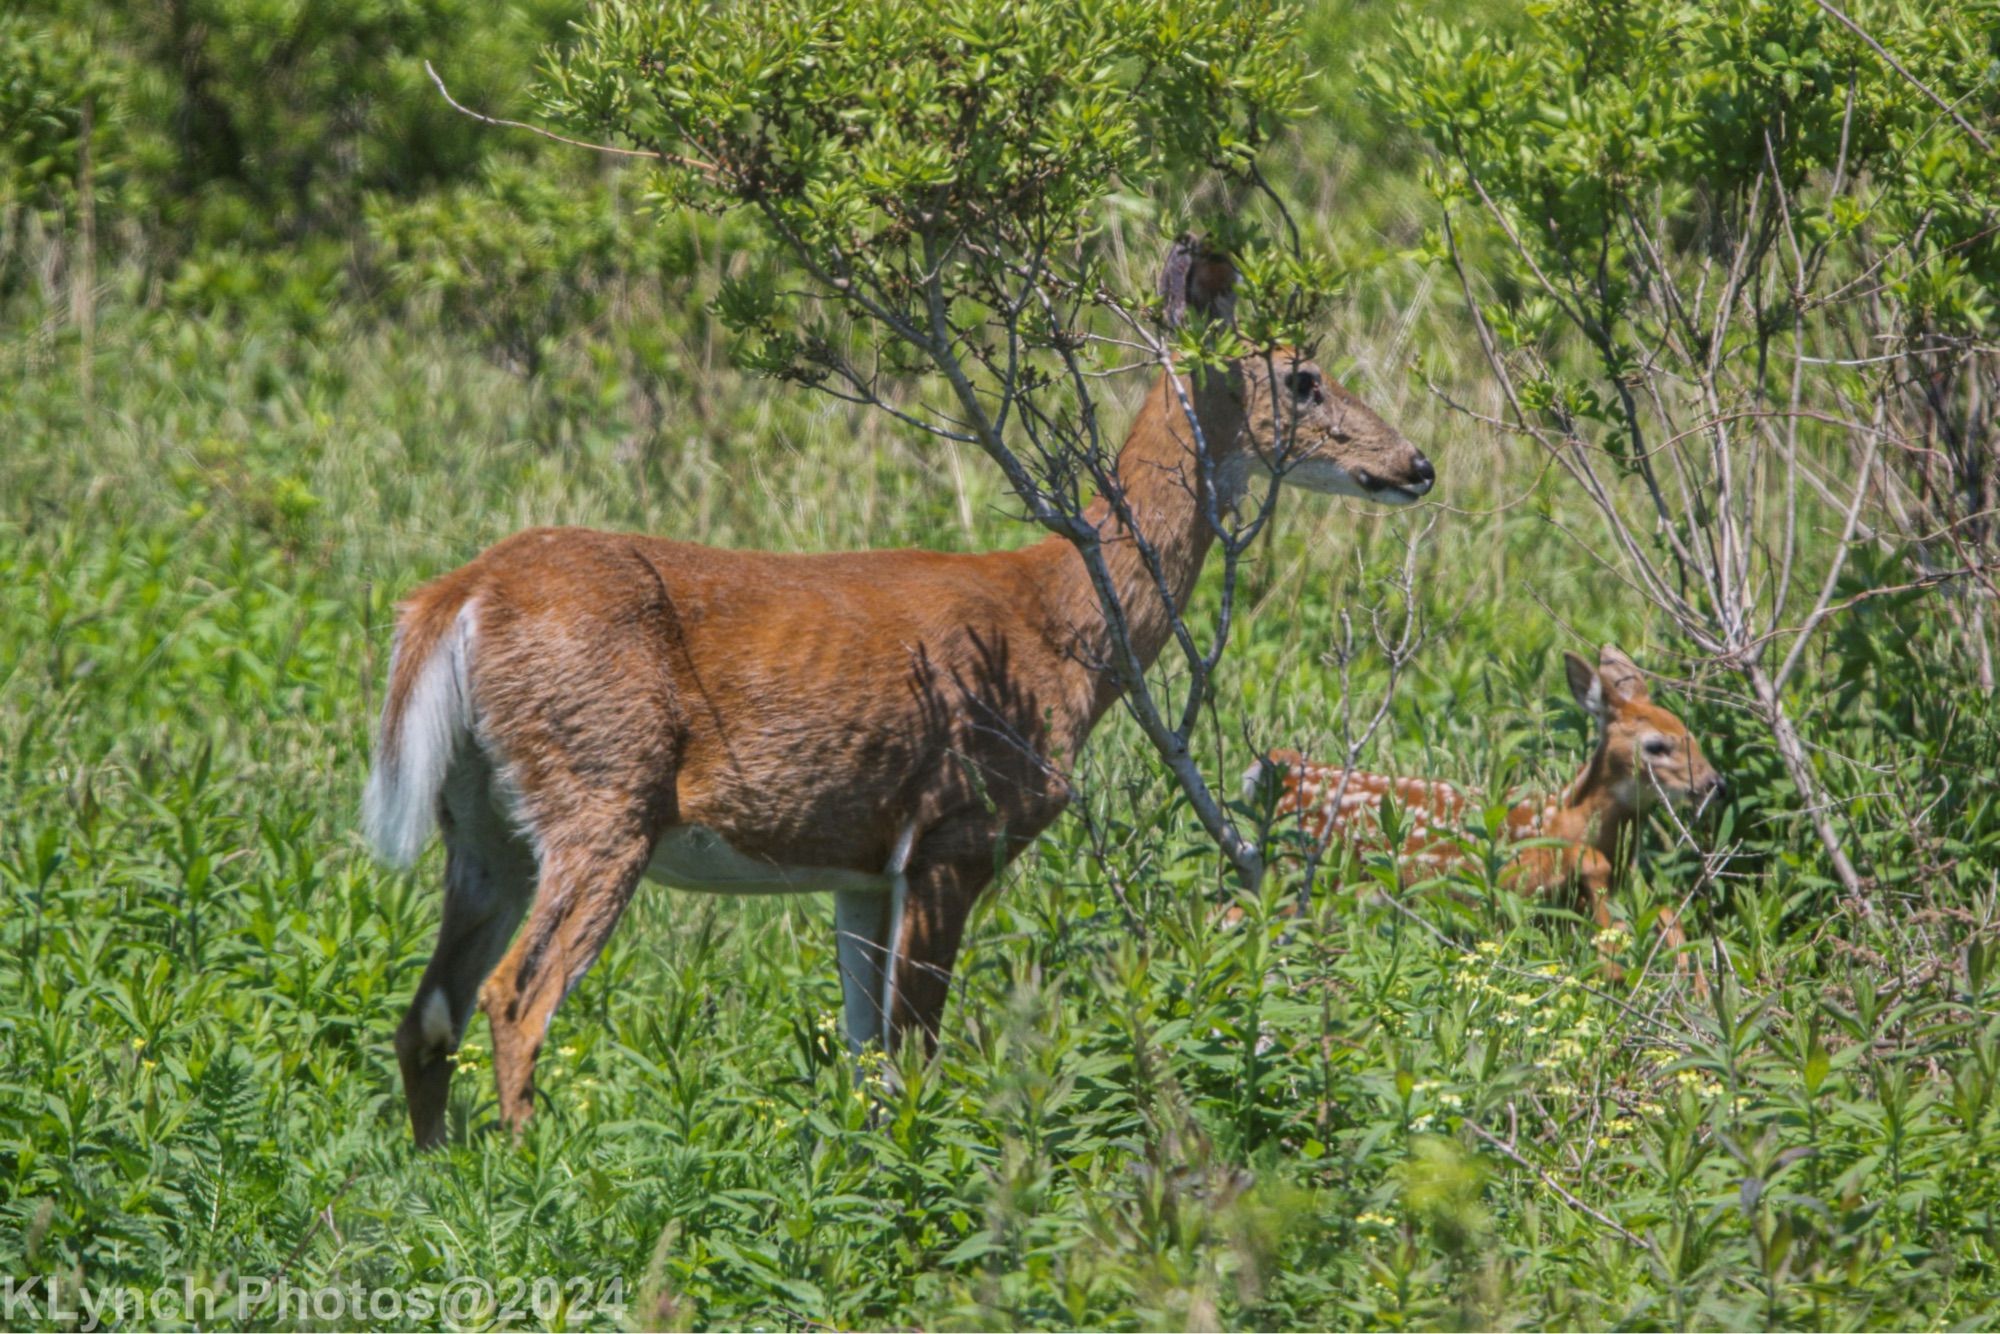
[1597, 644, 1648, 705]
[1159, 234, 1236, 329]
[1565, 651, 1605, 720]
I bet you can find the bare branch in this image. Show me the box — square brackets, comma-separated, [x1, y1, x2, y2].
[424, 61, 712, 169]
[1808, 0, 1995, 153]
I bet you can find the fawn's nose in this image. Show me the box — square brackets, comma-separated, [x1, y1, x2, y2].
[1410, 454, 1436, 488]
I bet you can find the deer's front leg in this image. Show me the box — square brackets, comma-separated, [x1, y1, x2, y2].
[1651, 898, 1706, 997]
[833, 886, 894, 1052]
[1576, 852, 1695, 990]
[1572, 850, 1629, 985]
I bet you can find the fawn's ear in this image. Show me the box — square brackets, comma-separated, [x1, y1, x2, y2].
[1565, 650, 1605, 721]
[1159, 234, 1236, 329]
[1597, 644, 1649, 706]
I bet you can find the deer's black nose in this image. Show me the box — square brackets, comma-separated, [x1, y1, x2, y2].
[1410, 454, 1435, 486]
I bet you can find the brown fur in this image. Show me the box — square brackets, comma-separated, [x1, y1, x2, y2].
[1252, 647, 1723, 965]
[374, 325, 1435, 1146]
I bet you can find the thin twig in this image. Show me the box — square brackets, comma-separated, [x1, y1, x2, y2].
[423, 61, 716, 171]
[1464, 1118, 1646, 1246]
[1808, 0, 1994, 154]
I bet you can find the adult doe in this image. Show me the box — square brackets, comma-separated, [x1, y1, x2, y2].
[364, 245, 1436, 1146]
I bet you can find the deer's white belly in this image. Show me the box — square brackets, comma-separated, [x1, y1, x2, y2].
[644, 823, 892, 896]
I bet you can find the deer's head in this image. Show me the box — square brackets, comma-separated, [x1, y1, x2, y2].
[1233, 351, 1434, 504]
[1565, 645, 1725, 810]
[1159, 237, 1434, 505]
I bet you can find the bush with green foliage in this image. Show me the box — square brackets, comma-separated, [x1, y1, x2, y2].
[0, 0, 586, 263]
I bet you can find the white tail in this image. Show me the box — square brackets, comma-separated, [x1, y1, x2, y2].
[363, 600, 478, 868]
[369, 243, 1437, 1148]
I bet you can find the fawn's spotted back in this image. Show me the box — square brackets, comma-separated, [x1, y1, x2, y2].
[1244, 756, 1565, 871]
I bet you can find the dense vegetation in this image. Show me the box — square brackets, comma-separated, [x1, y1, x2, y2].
[2, 0, 1996, 1328]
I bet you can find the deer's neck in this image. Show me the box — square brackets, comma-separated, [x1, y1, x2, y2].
[1031, 368, 1245, 744]
[1555, 746, 1637, 859]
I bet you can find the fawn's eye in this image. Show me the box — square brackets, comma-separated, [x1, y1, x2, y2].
[1285, 368, 1320, 398]
[1643, 737, 1675, 758]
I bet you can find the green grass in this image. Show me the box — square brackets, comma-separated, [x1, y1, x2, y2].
[2, 257, 1996, 1330]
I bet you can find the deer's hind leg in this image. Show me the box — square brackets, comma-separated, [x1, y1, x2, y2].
[481, 821, 662, 1133]
[395, 765, 536, 1149]
[471, 586, 684, 1133]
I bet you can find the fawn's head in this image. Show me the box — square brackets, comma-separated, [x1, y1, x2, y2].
[1159, 237, 1434, 506]
[1565, 645, 1724, 810]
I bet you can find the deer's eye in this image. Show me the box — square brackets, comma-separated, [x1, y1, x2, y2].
[1285, 368, 1320, 399]
[1643, 737, 1675, 758]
